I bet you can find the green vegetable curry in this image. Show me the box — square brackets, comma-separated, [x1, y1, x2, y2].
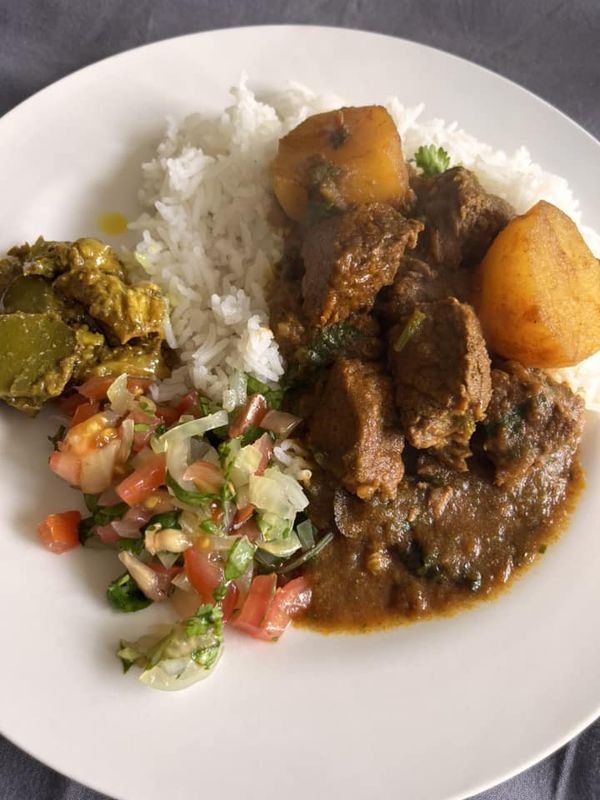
[0, 237, 171, 412]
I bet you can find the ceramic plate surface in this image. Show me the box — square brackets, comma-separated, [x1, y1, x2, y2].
[0, 25, 599, 800]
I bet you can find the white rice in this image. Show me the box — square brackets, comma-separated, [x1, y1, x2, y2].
[132, 77, 600, 411]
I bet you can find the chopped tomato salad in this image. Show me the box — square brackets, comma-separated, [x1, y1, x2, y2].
[41, 374, 326, 691]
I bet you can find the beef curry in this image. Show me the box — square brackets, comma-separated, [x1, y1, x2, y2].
[269, 106, 595, 630]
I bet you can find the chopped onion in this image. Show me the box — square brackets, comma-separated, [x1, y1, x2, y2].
[118, 418, 135, 463]
[230, 444, 263, 489]
[98, 486, 120, 506]
[249, 467, 308, 519]
[158, 551, 180, 569]
[96, 524, 121, 545]
[171, 571, 193, 592]
[166, 436, 192, 490]
[182, 460, 225, 493]
[80, 440, 120, 494]
[118, 551, 169, 602]
[152, 411, 228, 454]
[261, 410, 302, 437]
[107, 374, 135, 416]
[112, 504, 153, 538]
[258, 531, 302, 558]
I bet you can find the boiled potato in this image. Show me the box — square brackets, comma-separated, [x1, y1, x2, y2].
[272, 105, 410, 221]
[477, 200, 600, 368]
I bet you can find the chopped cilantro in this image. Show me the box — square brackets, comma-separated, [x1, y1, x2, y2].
[297, 322, 361, 372]
[393, 309, 426, 353]
[246, 375, 284, 410]
[78, 500, 129, 545]
[200, 520, 219, 534]
[116, 538, 145, 555]
[212, 583, 228, 602]
[413, 144, 451, 177]
[143, 510, 181, 532]
[107, 573, 152, 613]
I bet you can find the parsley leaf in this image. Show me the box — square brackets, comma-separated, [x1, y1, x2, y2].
[78, 500, 129, 545]
[413, 144, 451, 177]
[143, 510, 181, 532]
[246, 375, 284, 410]
[107, 573, 152, 613]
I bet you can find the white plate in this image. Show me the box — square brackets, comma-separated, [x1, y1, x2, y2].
[0, 26, 599, 800]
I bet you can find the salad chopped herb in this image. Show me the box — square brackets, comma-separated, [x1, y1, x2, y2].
[413, 144, 451, 177]
[224, 536, 256, 582]
[107, 573, 153, 613]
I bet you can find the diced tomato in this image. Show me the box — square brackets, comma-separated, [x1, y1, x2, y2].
[262, 577, 312, 639]
[64, 412, 118, 457]
[155, 405, 180, 426]
[78, 376, 152, 401]
[176, 390, 199, 416]
[37, 510, 81, 554]
[234, 575, 311, 641]
[49, 450, 81, 486]
[254, 433, 273, 476]
[59, 392, 88, 417]
[232, 503, 255, 529]
[70, 400, 100, 428]
[229, 394, 268, 438]
[184, 548, 223, 603]
[116, 452, 166, 507]
[182, 460, 224, 493]
[233, 574, 277, 639]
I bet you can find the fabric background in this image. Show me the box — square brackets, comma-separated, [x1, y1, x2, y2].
[0, 1, 598, 798]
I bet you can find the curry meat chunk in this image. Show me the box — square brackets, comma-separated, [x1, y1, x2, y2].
[308, 357, 405, 500]
[301, 202, 422, 327]
[414, 166, 513, 268]
[388, 298, 491, 469]
[482, 361, 584, 488]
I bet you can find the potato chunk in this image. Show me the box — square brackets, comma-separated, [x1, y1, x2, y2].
[476, 200, 600, 368]
[272, 106, 410, 221]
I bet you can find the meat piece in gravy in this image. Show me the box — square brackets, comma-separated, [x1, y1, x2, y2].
[308, 357, 405, 500]
[482, 361, 584, 488]
[415, 167, 513, 268]
[301, 203, 422, 326]
[375, 254, 471, 327]
[388, 297, 491, 469]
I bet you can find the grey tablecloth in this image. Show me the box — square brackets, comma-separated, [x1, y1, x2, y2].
[0, 2, 599, 799]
